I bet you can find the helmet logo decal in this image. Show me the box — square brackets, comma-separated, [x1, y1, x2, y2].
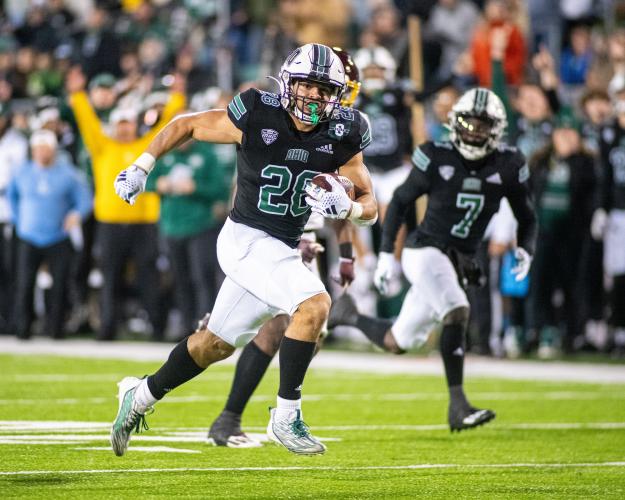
[286, 48, 301, 66]
[310, 44, 331, 81]
[473, 88, 490, 114]
[261, 129, 279, 145]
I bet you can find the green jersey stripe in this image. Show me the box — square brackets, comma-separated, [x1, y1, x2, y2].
[412, 147, 431, 171]
[233, 94, 247, 116]
[228, 102, 242, 120]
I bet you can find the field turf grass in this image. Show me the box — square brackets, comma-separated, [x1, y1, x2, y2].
[1, 353, 624, 498]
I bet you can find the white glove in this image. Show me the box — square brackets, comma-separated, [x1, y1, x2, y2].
[373, 252, 402, 296]
[114, 165, 148, 205]
[304, 176, 353, 220]
[591, 208, 607, 241]
[511, 247, 531, 282]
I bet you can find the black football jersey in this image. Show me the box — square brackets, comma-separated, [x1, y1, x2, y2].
[354, 87, 412, 171]
[381, 141, 537, 256]
[227, 88, 371, 247]
[598, 122, 625, 211]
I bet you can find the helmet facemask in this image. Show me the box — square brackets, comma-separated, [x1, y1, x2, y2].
[448, 88, 507, 160]
[282, 76, 343, 124]
[278, 43, 346, 124]
[457, 113, 495, 145]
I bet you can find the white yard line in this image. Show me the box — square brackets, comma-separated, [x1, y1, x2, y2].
[2, 420, 625, 435]
[0, 421, 110, 431]
[73, 446, 200, 454]
[2, 337, 625, 383]
[2, 462, 625, 476]
[1, 390, 623, 407]
[0, 373, 234, 382]
[0, 433, 339, 444]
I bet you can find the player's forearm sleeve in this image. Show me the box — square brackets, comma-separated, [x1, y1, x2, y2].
[509, 190, 537, 255]
[380, 169, 428, 253]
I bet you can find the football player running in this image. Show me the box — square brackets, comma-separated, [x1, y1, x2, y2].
[206, 47, 362, 448]
[111, 43, 377, 456]
[329, 88, 537, 431]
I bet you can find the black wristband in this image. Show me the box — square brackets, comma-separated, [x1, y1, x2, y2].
[339, 242, 353, 259]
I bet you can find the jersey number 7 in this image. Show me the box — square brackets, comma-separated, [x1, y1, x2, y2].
[451, 193, 485, 239]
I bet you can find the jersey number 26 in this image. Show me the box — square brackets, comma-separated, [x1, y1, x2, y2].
[257, 165, 318, 217]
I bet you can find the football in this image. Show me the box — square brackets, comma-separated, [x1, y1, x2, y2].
[310, 172, 355, 200]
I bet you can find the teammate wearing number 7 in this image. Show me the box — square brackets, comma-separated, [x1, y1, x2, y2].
[110, 43, 377, 456]
[329, 87, 537, 431]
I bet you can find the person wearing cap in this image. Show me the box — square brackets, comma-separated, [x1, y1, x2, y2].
[7, 129, 92, 340]
[88, 73, 117, 118]
[66, 68, 185, 341]
[529, 108, 596, 357]
[0, 103, 28, 333]
[58, 72, 118, 336]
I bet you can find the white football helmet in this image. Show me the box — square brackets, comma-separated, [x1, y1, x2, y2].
[278, 43, 346, 124]
[448, 87, 507, 160]
[353, 46, 396, 91]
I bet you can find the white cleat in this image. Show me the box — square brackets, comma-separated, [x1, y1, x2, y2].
[267, 407, 326, 455]
[110, 376, 152, 456]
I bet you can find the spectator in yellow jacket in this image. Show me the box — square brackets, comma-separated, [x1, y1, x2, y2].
[67, 68, 185, 340]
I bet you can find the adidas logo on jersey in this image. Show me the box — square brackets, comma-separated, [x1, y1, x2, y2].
[486, 172, 503, 184]
[316, 144, 334, 154]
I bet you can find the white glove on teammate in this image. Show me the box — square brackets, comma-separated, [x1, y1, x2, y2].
[304, 176, 353, 220]
[114, 165, 148, 205]
[511, 247, 532, 282]
[373, 252, 402, 296]
[591, 208, 608, 241]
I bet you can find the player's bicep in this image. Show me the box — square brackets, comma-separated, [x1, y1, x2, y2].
[338, 152, 374, 200]
[189, 110, 242, 144]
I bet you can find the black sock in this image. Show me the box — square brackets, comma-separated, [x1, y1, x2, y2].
[355, 315, 393, 350]
[440, 323, 465, 388]
[147, 337, 204, 400]
[278, 337, 316, 400]
[449, 385, 469, 408]
[225, 341, 273, 414]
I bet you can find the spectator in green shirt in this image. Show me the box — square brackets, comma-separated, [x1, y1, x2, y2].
[153, 133, 235, 338]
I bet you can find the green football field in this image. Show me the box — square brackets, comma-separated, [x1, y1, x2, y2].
[1, 352, 625, 499]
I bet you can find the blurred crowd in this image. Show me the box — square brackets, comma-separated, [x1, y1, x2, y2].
[0, 0, 624, 360]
